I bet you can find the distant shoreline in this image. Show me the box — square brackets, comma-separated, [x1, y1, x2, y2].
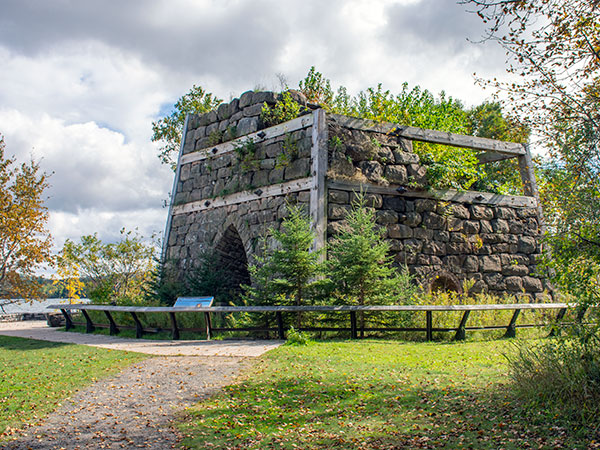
[0, 298, 90, 314]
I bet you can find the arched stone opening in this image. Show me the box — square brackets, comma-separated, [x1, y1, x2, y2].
[214, 225, 252, 295]
[427, 270, 463, 296]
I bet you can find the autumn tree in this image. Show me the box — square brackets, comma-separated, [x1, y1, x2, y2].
[463, 0, 600, 304]
[152, 85, 222, 170]
[56, 229, 156, 305]
[0, 134, 53, 306]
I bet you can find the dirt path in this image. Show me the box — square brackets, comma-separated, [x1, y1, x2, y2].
[5, 356, 245, 449]
[1, 322, 282, 449]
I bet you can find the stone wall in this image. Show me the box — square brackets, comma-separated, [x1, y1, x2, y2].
[164, 90, 550, 300]
[326, 118, 549, 299]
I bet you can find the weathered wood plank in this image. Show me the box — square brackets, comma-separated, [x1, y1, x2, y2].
[169, 312, 180, 340]
[104, 310, 119, 335]
[82, 310, 95, 333]
[504, 309, 521, 338]
[477, 152, 518, 164]
[329, 114, 526, 155]
[60, 309, 74, 330]
[162, 114, 190, 261]
[49, 302, 573, 313]
[518, 144, 545, 231]
[180, 114, 314, 165]
[171, 177, 312, 216]
[426, 311, 433, 341]
[327, 180, 537, 208]
[310, 109, 328, 256]
[454, 310, 471, 341]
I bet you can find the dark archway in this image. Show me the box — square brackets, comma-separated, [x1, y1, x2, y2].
[427, 270, 463, 296]
[214, 225, 251, 295]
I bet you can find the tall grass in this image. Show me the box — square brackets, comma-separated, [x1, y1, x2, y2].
[508, 326, 600, 429]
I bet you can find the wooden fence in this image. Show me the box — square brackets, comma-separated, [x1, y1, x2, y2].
[48, 302, 589, 341]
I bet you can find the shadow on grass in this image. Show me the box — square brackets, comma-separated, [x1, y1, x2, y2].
[0, 335, 72, 351]
[183, 375, 592, 450]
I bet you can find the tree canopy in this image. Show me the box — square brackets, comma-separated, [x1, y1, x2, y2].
[0, 134, 53, 302]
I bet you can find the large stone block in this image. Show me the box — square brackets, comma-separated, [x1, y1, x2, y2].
[384, 165, 408, 184]
[518, 236, 537, 253]
[284, 158, 310, 180]
[328, 189, 349, 204]
[388, 224, 413, 239]
[470, 205, 494, 220]
[422, 212, 446, 230]
[376, 210, 398, 224]
[481, 255, 502, 272]
[415, 199, 437, 213]
[523, 276, 543, 292]
[505, 276, 523, 292]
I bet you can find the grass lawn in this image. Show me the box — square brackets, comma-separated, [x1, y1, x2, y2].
[180, 339, 595, 449]
[0, 335, 148, 439]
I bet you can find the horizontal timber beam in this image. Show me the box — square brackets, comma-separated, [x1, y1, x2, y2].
[180, 114, 314, 165]
[171, 177, 312, 215]
[329, 114, 526, 156]
[49, 303, 573, 313]
[327, 179, 537, 208]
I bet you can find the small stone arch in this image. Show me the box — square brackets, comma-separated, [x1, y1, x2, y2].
[427, 270, 463, 296]
[214, 224, 251, 294]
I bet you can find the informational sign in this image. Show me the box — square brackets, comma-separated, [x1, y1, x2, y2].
[173, 297, 214, 307]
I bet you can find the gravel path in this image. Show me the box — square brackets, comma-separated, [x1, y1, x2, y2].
[1, 321, 282, 449]
[5, 356, 245, 449]
[0, 321, 282, 357]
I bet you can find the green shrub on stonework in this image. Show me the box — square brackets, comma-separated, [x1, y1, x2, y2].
[260, 91, 302, 127]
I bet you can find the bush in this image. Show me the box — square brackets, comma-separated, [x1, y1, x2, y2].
[285, 326, 311, 346]
[508, 330, 600, 428]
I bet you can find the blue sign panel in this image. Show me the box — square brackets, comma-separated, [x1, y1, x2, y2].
[173, 297, 214, 307]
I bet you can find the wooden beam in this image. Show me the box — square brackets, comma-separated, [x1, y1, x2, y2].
[162, 114, 189, 261]
[310, 109, 328, 257]
[350, 311, 358, 339]
[504, 309, 521, 338]
[518, 144, 545, 231]
[477, 152, 518, 164]
[276, 311, 285, 339]
[180, 114, 314, 165]
[82, 310, 95, 333]
[454, 310, 471, 341]
[130, 312, 144, 338]
[327, 179, 537, 208]
[49, 302, 574, 313]
[169, 312, 180, 340]
[426, 311, 433, 341]
[60, 309, 74, 330]
[104, 310, 119, 335]
[329, 114, 526, 155]
[172, 177, 312, 215]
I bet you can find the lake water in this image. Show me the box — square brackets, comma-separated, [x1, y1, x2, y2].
[0, 298, 90, 314]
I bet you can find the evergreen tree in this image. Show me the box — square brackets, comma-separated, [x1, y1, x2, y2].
[243, 204, 323, 327]
[327, 193, 407, 335]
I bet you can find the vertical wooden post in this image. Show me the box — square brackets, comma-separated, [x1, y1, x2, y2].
[204, 312, 212, 340]
[161, 114, 190, 263]
[169, 312, 180, 340]
[130, 312, 144, 338]
[61, 309, 74, 330]
[549, 307, 567, 337]
[310, 108, 328, 260]
[104, 311, 119, 335]
[454, 310, 470, 341]
[518, 144, 545, 233]
[82, 310, 95, 333]
[576, 305, 588, 323]
[426, 311, 433, 341]
[504, 309, 521, 338]
[350, 311, 357, 339]
[276, 311, 285, 340]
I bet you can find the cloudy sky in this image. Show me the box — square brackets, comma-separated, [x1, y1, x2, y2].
[0, 0, 507, 257]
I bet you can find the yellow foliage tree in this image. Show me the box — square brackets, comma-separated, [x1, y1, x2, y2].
[0, 134, 53, 305]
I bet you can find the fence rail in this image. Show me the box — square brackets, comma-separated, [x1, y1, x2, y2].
[48, 302, 589, 341]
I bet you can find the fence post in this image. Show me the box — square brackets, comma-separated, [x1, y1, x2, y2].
[549, 307, 567, 337]
[130, 312, 144, 338]
[276, 312, 285, 339]
[454, 310, 470, 341]
[82, 310, 95, 333]
[60, 309, 74, 330]
[426, 311, 433, 341]
[504, 309, 521, 338]
[204, 312, 212, 340]
[104, 311, 119, 335]
[169, 312, 180, 340]
[350, 311, 357, 339]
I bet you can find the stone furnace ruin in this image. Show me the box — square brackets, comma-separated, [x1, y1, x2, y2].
[163, 90, 550, 299]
